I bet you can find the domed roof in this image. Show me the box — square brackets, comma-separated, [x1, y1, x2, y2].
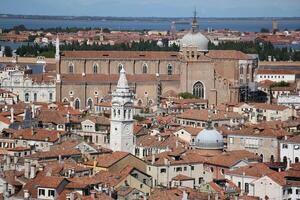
[195, 128, 224, 150]
[180, 31, 209, 52]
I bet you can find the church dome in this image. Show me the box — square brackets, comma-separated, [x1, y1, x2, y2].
[195, 128, 224, 150]
[180, 31, 209, 52]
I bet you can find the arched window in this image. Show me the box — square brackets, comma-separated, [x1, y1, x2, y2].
[113, 109, 116, 117]
[167, 64, 173, 75]
[270, 155, 274, 163]
[137, 99, 143, 106]
[25, 93, 29, 102]
[295, 157, 299, 163]
[118, 64, 123, 73]
[93, 63, 98, 74]
[260, 154, 264, 162]
[142, 63, 148, 74]
[128, 109, 131, 119]
[33, 93, 37, 102]
[63, 98, 69, 103]
[283, 156, 287, 163]
[193, 81, 204, 98]
[74, 99, 80, 109]
[69, 63, 74, 73]
[87, 98, 93, 109]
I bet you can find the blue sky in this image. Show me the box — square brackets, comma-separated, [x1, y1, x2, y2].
[1, 0, 300, 17]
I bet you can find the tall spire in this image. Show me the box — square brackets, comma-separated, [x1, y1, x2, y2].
[116, 65, 129, 92]
[55, 35, 60, 61]
[191, 7, 199, 33]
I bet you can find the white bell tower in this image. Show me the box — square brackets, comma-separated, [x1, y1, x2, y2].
[110, 66, 135, 153]
[55, 36, 60, 61]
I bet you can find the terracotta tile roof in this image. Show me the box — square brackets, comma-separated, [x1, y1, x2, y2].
[238, 195, 260, 200]
[228, 124, 290, 139]
[37, 176, 67, 188]
[177, 109, 242, 121]
[0, 170, 23, 186]
[149, 188, 184, 200]
[146, 149, 208, 166]
[251, 103, 289, 111]
[256, 69, 298, 75]
[205, 150, 260, 168]
[284, 135, 300, 144]
[12, 128, 64, 142]
[37, 110, 66, 124]
[267, 171, 287, 186]
[61, 74, 180, 84]
[225, 163, 274, 178]
[84, 151, 129, 168]
[116, 186, 134, 197]
[28, 73, 56, 84]
[207, 50, 251, 60]
[83, 115, 110, 125]
[172, 174, 194, 181]
[177, 126, 203, 136]
[62, 51, 180, 60]
[286, 163, 300, 179]
[26, 148, 81, 160]
[0, 116, 10, 125]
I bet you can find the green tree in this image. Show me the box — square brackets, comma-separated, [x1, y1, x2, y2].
[178, 92, 198, 99]
[260, 28, 270, 33]
[4, 46, 12, 57]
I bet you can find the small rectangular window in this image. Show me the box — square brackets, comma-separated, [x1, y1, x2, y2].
[160, 168, 166, 173]
[48, 190, 55, 197]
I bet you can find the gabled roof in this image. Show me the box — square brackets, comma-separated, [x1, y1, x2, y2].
[205, 150, 260, 168]
[207, 50, 251, 60]
[225, 163, 274, 178]
[62, 51, 180, 60]
[177, 109, 242, 121]
[84, 151, 130, 168]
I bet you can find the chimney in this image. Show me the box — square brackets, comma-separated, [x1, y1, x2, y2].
[164, 158, 169, 166]
[24, 189, 30, 199]
[181, 191, 188, 200]
[67, 111, 70, 123]
[10, 107, 14, 123]
[151, 154, 155, 164]
[286, 158, 291, 170]
[30, 165, 36, 179]
[6, 155, 11, 168]
[23, 108, 27, 120]
[3, 182, 10, 198]
[31, 104, 35, 118]
[24, 160, 30, 179]
[90, 190, 96, 199]
[58, 155, 62, 163]
[175, 140, 179, 148]
[13, 156, 18, 164]
[56, 74, 61, 83]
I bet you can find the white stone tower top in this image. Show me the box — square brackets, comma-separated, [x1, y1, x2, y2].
[55, 36, 60, 61]
[116, 66, 129, 92]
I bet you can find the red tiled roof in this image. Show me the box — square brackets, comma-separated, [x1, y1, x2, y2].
[62, 51, 180, 60]
[84, 151, 129, 168]
[177, 109, 241, 121]
[256, 69, 298, 75]
[207, 50, 251, 60]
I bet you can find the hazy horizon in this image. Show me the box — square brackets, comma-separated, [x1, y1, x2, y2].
[1, 0, 300, 18]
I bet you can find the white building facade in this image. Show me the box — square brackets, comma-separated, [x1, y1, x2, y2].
[0, 65, 56, 103]
[280, 136, 300, 164]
